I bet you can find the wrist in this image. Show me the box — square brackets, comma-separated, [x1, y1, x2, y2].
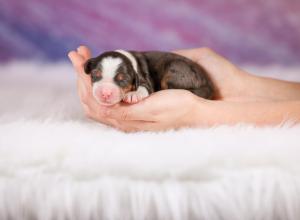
[187, 96, 216, 127]
[241, 72, 300, 101]
[236, 69, 283, 101]
[190, 99, 243, 127]
[214, 67, 253, 101]
[229, 68, 253, 100]
[239, 70, 263, 100]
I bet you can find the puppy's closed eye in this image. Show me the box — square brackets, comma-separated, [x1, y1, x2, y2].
[84, 58, 96, 74]
[116, 73, 125, 82]
[115, 73, 131, 87]
[91, 69, 102, 82]
[91, 69, 102, 77]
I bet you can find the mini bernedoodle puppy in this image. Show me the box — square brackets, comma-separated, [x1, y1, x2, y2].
[84, 50, 214, 106]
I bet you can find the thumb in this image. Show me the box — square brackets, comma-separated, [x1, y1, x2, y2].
[68, 50, 91, 84]
[77, 45, 92, 60]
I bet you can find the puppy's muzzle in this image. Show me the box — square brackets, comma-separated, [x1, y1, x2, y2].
[92, 82, 124, 106]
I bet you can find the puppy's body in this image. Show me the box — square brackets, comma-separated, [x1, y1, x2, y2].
[84, 50, 214, 106]
[131, 51, 214, 98]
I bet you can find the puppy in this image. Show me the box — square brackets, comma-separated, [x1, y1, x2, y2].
[84, 50, 214, 106]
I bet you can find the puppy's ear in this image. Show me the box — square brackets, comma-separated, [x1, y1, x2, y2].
[84, 58, 95, 74]
[134, 74, 140, 90]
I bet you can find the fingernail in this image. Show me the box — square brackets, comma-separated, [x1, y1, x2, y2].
[77, 45, 85, 51]
[67, 51, 74, 58]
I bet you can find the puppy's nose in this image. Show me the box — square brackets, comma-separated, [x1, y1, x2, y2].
[101, 88, 113, 99]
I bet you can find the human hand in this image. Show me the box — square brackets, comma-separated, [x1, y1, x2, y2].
[68, 46, 122, 128]
[67, 46, 252, 132]
[68, 46, 212, 131]
[102, 89, 211, 132]
[173, 47, 250, 101]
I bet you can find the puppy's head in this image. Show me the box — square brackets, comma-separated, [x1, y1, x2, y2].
[84, 51, 139, 106]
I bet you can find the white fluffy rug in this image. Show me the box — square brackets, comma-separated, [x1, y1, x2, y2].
[0, 62, 300, 220]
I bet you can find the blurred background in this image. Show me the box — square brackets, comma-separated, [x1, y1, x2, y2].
[0, 0, 300, 65]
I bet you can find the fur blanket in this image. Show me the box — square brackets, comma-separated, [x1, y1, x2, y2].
[0, 62, 300, 220]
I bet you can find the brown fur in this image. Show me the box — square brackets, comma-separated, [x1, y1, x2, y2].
[160, 73, 172, 90]
[132, 51, 214, 99]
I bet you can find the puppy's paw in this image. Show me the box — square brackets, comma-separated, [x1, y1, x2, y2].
[123, 92, 141, 103]
[123, 86, 149, 104]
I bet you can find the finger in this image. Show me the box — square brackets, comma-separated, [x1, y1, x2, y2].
[80, 95, 122, 128]
[88, 111, 121, 128]
[69, 47, 118, 127]
[106, 100, 157, 121]
[116, 120, 156, 132]
[77, 45, 92, 60]
[80, 90, 125, 125]
[69, 51, 92, 87]
[88, 113, 121, 128]
[68, 50, 85, 66]
[77, 79, 93, 104]
[68, 50, 86, 74]
[82, 98, 123, 129]
[115, 120, 173, 132]
[75, 63, 111, 124]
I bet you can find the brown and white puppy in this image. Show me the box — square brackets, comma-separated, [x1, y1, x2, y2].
[84, 50, 214, 106]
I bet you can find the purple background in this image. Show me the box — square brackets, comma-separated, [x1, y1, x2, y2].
[0, 0, 300, 65]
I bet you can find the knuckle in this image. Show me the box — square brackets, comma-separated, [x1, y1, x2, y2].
[121, 111, 130, 121]
[77, 45, 85, 51]
[68, 51, 75, 58]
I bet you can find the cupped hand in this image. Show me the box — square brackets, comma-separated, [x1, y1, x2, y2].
[68, 46, 248, 132]
[68, 46, 121, 128]
[103, 89, 210, 132]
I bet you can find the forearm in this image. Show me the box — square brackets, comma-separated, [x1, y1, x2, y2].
[195, 99, 300, 126]
[242, 73, 300, 101]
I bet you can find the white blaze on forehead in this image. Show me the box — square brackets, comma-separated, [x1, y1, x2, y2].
[115, 49, 138, 73]
[101, 57, 122, 79]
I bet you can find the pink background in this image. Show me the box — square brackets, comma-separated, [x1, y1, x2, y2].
[0, 0, 299, 65]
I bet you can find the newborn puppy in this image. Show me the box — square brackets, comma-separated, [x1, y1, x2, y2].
[84, 50, 214, 106]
